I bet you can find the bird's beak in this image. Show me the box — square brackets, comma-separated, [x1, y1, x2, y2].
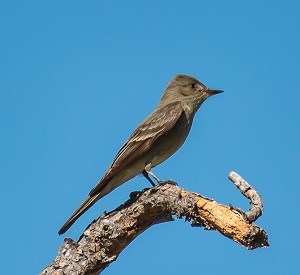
[206, 89, 224, 96]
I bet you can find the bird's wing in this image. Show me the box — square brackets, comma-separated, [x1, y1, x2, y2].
[89, 101, 183, 196]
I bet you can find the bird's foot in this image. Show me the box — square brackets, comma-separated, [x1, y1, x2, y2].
[157, 180, 177, 186]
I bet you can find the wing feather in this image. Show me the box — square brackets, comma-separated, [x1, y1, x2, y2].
[89, 101, 183, 196]
[112, 101, 183, 168]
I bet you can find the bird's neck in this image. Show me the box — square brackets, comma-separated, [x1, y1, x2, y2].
[181, 100, 203, 120]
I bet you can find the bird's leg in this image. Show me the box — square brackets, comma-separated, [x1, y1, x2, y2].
[142, 170, 156, 187]
[148, 170, 162, 184]
[143, 163, 162, 186]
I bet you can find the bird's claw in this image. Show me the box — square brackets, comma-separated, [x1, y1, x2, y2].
[157, 180, 177, 186]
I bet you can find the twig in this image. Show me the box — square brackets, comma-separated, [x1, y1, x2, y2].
[228, 171, 263, 222]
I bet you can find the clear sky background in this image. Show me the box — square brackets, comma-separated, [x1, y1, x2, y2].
[1, 1, 299, 274]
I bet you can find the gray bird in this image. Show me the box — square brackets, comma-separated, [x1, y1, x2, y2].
[58, 74, 223, 234]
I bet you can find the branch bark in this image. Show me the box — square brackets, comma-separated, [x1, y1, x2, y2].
[41, 172, 269, 275]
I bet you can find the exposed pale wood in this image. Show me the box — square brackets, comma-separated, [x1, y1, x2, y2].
[41, 172, 269, 275]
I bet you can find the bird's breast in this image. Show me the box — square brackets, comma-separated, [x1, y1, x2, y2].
[148, 113, 192, 167]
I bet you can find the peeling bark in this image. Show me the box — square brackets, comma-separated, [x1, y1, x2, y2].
[41, 172, 269, 275]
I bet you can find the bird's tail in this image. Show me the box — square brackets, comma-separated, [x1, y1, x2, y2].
[58, 193, 103, 235]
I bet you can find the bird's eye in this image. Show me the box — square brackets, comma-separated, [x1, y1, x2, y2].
[189, 83, 196, 89]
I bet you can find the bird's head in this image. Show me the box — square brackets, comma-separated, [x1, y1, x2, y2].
[159, 74, 223, 115]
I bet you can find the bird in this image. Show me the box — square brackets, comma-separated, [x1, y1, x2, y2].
[58, 74, 223, 234]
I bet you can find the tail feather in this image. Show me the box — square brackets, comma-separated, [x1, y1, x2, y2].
[58, 193, 102, 235]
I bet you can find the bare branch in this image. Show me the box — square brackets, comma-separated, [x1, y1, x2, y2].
[228, 171, 263, 222]
[41, 173, 269, 275]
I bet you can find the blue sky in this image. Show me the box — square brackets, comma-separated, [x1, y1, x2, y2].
[1, 1, 299, 274]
